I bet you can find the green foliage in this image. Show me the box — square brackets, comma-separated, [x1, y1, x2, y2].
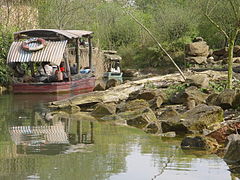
[209, 81, 226, 93]
[164, 83, 189, 98]
[0, 30, 14, 86]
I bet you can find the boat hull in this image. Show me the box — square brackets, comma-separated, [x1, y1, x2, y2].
[13, 77, 95, 94]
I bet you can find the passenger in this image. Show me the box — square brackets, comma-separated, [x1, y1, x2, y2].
[70, 64, 78, 75]
[111, 62, 120, 73]
[38, 62, 53, 76]
[80, 67, 91, 74]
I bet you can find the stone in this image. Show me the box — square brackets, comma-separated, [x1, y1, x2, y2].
[124, 108, 159, 129]
[143, 122, 162, 134]
[105, 79, 120, 89]
[207, 89, 236, 109]
[136, 91, 156, 101]
[206, 120, 240, 143]
[182, 104, 224, 133]
[185, 41, 209, 57]
[186, 56, 207, 64]
[186, 74, 209, 89]
[181, 136, 219, 151]
[124, 99, 150, 111]
[149, 96, 164, 109]
[92, 103, 117, 117]
[158, 107, 188, 133]
[213, 47, 228, 57]
[224, 134, 240, 164]
[122, 69, 139, 77]
[93, 83, 105, 91]
[170, 86, 208, 105]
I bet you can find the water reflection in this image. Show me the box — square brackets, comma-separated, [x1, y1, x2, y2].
[0, 94, 239, 180]
[9, 116, 94, 155]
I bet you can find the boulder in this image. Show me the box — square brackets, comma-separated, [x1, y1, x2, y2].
[93, 83, 105, 91]
[206, 89, 236, 109]
[182, 104, 224, 133]
[185, 41, 209, 57]
[158, 107, 188, 133]
[213, 47, 228, 57]
[224, 134, 240, 164]
[92, 103, 117, 117]
[143, 122, 162, 134]
[170, 86, 208, 105]
[181, 136, 219, 151]
[186, 56, 207, 64]
[122, 107, 160, 130]
[122, 69, 139, 77]
[124, 99, 150, 111]
[136, 89, 166, 109]
[206, 120, 240, 143]
[186, 74, 209, 89]
[106, 79, 120, 89]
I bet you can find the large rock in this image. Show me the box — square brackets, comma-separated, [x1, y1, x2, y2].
[224, 134, 240, 164]
[124, 99, 150, 111]
[170, 86, 208, 105]
[106, 79, 120, 89]
[185, 56, 207, 64]
[185, 41, 209, 57]
[206, 89, 236, 109]
[121, 107, 160, 130]
[158, 107, 188, 133]
[186, 74, 209, 89]
[206, 120, 240, 143]
[213, 47, 228, 57]
[181, 136, 219, 151]
[182, 104, 224, 133]
[122, 69, 139, 77]
[92, 103, 117, 117]
[93, 83, 105, 91]
[136, 89, 166, 109]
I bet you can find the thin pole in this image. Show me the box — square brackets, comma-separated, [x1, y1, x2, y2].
[124, 10, 186, 81]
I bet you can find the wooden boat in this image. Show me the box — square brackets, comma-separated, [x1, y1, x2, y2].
[7, 29, 96, 94]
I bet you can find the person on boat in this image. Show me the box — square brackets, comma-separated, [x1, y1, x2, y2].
[70, 64, 78, 75]
[80, 67, 91, 74]
[38, 62, 53, 76]
[111, 62, 120, 74]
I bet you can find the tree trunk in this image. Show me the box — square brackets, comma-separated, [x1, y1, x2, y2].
[227, 39, 235, 89]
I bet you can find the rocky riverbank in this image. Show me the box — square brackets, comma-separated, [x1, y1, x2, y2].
[48, 69, 240, 158]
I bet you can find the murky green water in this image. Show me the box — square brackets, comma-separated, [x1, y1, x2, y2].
[0, 94, 238, 180]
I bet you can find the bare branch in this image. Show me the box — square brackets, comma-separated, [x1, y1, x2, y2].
[123, 9, 186, 81]
[205, 13, 229, 39]
[229, 0, 239, 22]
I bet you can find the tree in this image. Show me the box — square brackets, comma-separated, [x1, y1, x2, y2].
[204, 0, 240, 89]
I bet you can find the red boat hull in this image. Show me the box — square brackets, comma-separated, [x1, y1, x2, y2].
[13, 77, 95, 94]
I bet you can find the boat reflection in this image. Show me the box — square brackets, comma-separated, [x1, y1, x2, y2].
[8, 114, 94, 155]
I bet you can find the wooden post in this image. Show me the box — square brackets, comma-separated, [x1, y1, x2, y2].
[64, 50, 71, 81]
[30, 62, 35, 77]
[88, 36, 93, 69]
[75, 38, 80, 73]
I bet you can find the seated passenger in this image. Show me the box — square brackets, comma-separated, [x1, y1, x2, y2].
[111, 62, 120, 74]
[80, 67, 91, 74]
[38, 62, 53, 76]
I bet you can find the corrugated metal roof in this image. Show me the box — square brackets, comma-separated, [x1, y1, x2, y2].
[7, 40, 67, 66]
[14, 29, 93, 39]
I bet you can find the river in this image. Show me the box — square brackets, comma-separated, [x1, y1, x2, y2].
[0, 93, 238, 180]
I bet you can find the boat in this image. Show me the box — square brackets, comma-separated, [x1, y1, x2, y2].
[102, 50, 123, 82]
[7, 29, 96, 94]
